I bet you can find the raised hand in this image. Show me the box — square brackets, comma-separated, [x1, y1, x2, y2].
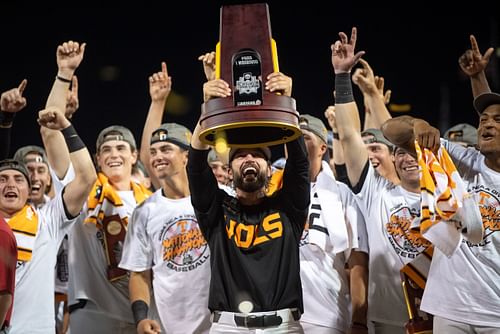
[324, 105, 338, 132]
[37, 106, 71, 131]
[352, 58, 378, 96]
[413, 119, 440, 153]
[65, 76, 79, 119]
[0, 79, 28, 113]
[149, 62, 172, 103]
[458, 35, 494, 77]
[375, 76, 392, 105]
[57, 40, 86, 76]
[331, 27, 365, 74]
[265, 72, 292, 97]
[198, 51, 216, 81]
[203, 79, 231, 102]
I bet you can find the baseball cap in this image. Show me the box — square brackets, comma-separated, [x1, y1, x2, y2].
[473, 92, 500, 114]
[228, 146, 272, 163]
[150, 123, 192, 150]
[96, 125, 136, 152]
[0, 159, 31, 186]
[13, 145, 48, 165]
[299, 114, 328, 144]
[444, 123, 477, 146]
[361, 128, 394, 148]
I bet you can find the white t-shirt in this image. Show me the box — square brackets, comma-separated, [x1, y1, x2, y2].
[68, 190, 136, 322]
[50, 163, 74, 295]
[119, 190, 211, 334]
[300, 167, 369, 330]
[421, 141, 500, 327]
[9, 191, 76, 334]
[356, 164, 428, 326]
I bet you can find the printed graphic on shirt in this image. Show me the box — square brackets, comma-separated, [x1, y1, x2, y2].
[225, 212, 283, 249]
[386, 204, 430, 259]
[160, 214, 209, 272]
[470, 185, 500, 247]
[300, 195, 326, 247]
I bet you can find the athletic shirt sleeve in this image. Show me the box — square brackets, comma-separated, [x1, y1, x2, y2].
[281, 136, 310, 217]
[39, 188, 78, 246]
[187, 147, 224, 239]
[338, 182, 369, 254]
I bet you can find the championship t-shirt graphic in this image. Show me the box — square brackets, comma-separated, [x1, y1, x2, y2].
[160, 215, 209, 272]
[385, 204, 430, 259]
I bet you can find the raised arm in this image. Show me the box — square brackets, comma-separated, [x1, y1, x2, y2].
[42, 40, 86, 179]
[352, 58, 392, 130]
[38, 106, 96, 217]
[330, 27, 368, 187]
[381, 115, 440, 155]
[0, 79, 28, 159]
[139, 62, 171, 189]
[458, 35, 494, 98]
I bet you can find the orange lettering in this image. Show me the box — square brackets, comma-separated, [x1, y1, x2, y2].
[235, 223, 254, 248]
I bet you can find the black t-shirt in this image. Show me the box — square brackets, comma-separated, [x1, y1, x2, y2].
[187, 137, 310, 313]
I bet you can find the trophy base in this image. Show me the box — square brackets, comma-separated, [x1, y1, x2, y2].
[200, 95, 301, 148]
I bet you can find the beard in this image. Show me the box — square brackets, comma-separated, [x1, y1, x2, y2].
[233, 162, 267, 193]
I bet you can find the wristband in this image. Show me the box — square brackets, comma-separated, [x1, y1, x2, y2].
[0, 111, 15, 128]
[56, 75, 72, 83]
[335, 73, 354, 104]
[131, 300, 149, 327]
[61, 125, 85, 152]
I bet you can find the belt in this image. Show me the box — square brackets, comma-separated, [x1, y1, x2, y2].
[213, 308, 301, 329]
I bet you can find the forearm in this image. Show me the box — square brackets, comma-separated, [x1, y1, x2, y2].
[41, 126, 70, 180]
[129, 271, 152, 304]
[140, 100, 166, 190]
[0, 293, 12, 326]
[363, 94, 392, 130]
[334, 80, 368, 187]
[470, 71, 491, 98]
[348, 251, 369, 325]
[187, 148, 218, 212]
[44, 75, 73, 179]
[0, 126, 12, 159]
[191, 116, 210, 151]
[61, 125, 97, 216]
[332, 135, 345, 165]
[283, 136, 310, 209]
[381, 116, 417, 152]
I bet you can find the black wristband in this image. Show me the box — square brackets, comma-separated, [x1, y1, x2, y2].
[0, 111, 15, 128]
[56, 75, 72, 83]
[61, 125, 86, 152]
[131, 300, 149, 327]
[335, 73, 354, 104]
[332, 132, 339, 140]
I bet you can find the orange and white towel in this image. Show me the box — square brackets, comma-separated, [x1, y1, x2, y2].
[415, 141, 483, 257]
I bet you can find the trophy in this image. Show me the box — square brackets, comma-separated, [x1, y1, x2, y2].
[199, 3, 301, 148]
[401, 272, 433, 333]
[102, 215, 128, 281]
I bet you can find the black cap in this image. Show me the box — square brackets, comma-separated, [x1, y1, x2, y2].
[473, 92, 500, 114]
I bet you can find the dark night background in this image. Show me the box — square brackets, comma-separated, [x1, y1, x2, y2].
[1, 3, 499, 158]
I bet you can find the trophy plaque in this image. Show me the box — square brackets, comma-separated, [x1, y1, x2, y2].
[199, 3, 301, 148]
[102, 215, 128, 281]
